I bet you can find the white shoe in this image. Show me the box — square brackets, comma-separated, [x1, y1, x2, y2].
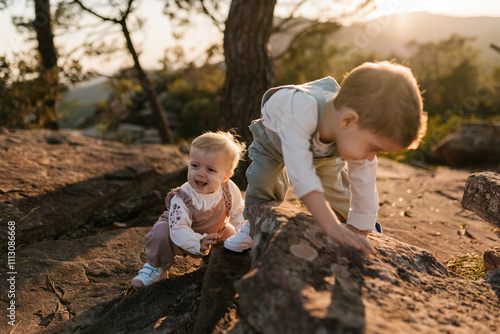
[130, 263, 164, 288]
[224, 221, 253, 252]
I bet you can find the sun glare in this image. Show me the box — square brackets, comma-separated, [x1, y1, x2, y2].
[371, 0, 500, 19]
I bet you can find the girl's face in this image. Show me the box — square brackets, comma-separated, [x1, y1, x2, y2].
[187, 147, 232, 194]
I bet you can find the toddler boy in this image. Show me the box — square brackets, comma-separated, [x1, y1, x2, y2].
[224, 61, 427, 255]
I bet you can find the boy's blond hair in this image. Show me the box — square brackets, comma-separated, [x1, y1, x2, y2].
[191, 131, 246, 173]
[334, 61, 427, 149]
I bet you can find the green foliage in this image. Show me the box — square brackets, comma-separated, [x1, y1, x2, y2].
[407, 35, 481, 117]
[78, 70, 144, 130]
[79, 63, 226, 141]
[0, 53, 65, 128]
[377, 35, 500, 163]
[159, 63, 225, 138]
[275, 22, 342, 84]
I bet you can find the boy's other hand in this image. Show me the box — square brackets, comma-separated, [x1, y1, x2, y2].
[200, 233, 219, 252]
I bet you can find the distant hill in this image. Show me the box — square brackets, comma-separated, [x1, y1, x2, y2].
[333, 12, 500, 68]
[60, 12, 500, 129]
[59, 76, 110, 128]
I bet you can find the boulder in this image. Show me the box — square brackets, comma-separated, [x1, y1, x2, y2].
[484, 248, 500, 272]
[461, 172, 500, 226]
[430, 122, 500, 166]
[233, 201, 500, 334]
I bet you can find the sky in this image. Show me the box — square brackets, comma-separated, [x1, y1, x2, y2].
[0, 0, 499, 76]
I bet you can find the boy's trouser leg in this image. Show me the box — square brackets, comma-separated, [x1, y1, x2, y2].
[314, 156, 351, 222]
[244, 132, 289, 219]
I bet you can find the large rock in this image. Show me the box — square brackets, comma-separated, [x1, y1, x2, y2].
[234, 201, 500, 334]
[193, 243, 251, 334]
[0, 226, 205, 334]
[0, 129, 187, 246]
[430, 121, 500, 166]
[461, 172, 500, 226]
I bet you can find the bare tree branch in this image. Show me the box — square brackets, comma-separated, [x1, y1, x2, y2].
[271, 19, 322, 60]
[272, 0, 308, 34]
[491, 43, 500, 54]
[200, 0, 223, 32]
[122, 0, 135, 20]
[72, 0, 119, 23]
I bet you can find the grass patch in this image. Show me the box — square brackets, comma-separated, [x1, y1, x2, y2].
[446, 253, 486, 280]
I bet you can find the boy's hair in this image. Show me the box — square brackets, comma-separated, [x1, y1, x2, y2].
[334, 61, 427, 149]
[191, 131, 246, 173]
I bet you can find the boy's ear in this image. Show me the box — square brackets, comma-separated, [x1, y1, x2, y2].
[339, 109, 359, 129]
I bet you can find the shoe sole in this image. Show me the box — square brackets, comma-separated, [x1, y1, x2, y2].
[224, 245, 251, 253]
[130, 279, 145, 288]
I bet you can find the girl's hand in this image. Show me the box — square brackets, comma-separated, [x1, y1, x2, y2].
[200, 233, 219, 252]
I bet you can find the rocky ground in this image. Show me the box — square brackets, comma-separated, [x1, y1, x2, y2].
[0, 128, 499, 333]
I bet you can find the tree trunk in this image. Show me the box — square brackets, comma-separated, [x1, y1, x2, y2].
[220, 0, 276, 146]
[220, 0, 276, 188]
[120, 20, 174, 144]
[34, 0, 59, 130]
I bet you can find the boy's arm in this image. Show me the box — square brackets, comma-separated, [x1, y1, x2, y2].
[301, 191, 375, 255]
[346, 158, 379, 233]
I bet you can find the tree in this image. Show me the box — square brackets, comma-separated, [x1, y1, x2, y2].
[34, 0, 60, 129]
[0, 0, 61, 129]
[219, 0, 276, 146]
[72, 0, 174, 143]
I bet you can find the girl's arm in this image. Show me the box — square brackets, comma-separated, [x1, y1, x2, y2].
[227, 179, 246, 226]
[169, 196, 210, 256]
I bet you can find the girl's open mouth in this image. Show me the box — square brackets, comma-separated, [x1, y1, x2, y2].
[195, 180, 207, 187]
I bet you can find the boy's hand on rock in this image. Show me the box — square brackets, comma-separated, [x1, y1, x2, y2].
[326, 223, 376, 255]
[200, 233, 219, 252]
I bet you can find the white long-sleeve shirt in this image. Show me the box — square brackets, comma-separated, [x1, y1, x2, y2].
[261, 88, 378, 231]
[169, 180, 245, 256]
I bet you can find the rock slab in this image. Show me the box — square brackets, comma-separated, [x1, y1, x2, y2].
[461, 172, 500, 226]
[234, 201, 500, 334]
[430, 121, 500, 166]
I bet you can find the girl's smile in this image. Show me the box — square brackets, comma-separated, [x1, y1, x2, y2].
[187, 147, 232, 194]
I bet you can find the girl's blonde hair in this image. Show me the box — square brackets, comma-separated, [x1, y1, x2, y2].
[191, 131, 246, 173]
[334, 61, 427, 149]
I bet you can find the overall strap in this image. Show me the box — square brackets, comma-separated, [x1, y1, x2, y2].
[165, 188, 197, 222]
[261, 76, 340, 146]
[221, 181, 232, 216]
